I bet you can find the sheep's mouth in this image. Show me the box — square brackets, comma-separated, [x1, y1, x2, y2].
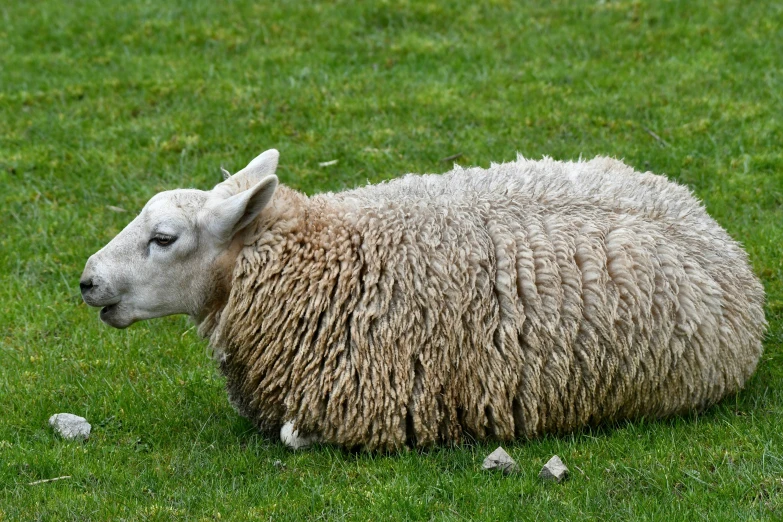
[83, 291, 120, 309]
[98, 302, 131, 329]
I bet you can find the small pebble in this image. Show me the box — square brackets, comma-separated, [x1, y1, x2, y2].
[49, 413, 91, 441]
[539, 455, 569, 483]
[482, 446, 518, 474]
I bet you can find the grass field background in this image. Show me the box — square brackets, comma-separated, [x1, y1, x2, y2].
[1, 0, 782, 519]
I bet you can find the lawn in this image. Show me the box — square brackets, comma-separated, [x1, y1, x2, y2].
[1, 0, 782, 519]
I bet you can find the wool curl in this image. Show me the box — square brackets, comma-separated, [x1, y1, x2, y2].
[198, 156, 766, 451]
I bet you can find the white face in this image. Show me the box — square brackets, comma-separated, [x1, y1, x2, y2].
[81, 149, 279, 328]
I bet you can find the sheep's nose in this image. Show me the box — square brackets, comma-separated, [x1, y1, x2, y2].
[79, 278, 95, 294]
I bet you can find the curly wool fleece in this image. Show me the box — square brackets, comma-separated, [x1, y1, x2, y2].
[199, 156, 766, 451]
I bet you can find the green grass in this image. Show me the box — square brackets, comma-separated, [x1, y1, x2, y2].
[1, 0, 782, 519]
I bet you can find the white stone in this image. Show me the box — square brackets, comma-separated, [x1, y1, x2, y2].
[49, 413, 91, 441]
[482, 446, 518, 474]
[539, 455, 569, 482]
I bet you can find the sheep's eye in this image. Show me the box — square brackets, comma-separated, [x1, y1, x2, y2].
[151, 234, 177, 247]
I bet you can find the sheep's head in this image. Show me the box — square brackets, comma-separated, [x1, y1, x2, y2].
[80, 149, 279, 328]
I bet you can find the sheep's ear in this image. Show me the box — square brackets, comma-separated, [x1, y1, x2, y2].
[235, 149, 279, 183]
[212, 149, 280, 198]
[206, 175, 278, 240]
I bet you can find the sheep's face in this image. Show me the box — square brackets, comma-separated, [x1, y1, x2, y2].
[81, 149, 279, 328]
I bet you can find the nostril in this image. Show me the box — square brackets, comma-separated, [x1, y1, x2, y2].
[79, 279, 94, 293]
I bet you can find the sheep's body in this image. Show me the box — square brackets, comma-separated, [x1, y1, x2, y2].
[198, 156, 766, 451]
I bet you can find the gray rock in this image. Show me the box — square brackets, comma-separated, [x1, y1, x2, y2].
[482, 446, 518, 474]
[49, 413, 91, 441]
[539, 455, 569, 482]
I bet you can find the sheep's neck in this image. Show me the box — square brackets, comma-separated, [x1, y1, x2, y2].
[195, 186, 310, 337]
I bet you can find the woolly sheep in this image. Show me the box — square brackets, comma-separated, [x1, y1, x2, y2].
[81, 149, 767, 451]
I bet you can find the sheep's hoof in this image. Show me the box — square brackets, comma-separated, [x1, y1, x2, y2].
[280, 421, 319, 450]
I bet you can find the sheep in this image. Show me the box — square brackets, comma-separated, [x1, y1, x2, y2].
[81, 149, 767, 451]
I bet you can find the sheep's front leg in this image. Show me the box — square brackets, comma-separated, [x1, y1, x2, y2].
[280, 421, 320, 450]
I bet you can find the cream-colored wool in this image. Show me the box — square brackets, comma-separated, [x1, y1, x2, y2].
[198, 156, 766, 451]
